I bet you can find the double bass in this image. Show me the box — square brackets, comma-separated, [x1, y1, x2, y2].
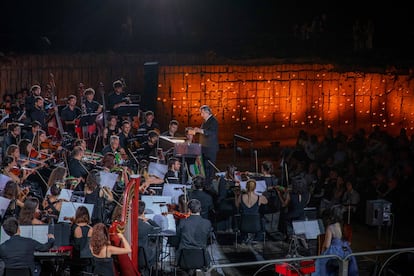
[48, 73, 66, 139]
[109, 174, 140, 276]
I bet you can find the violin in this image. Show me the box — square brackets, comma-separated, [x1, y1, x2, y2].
[10, 166, 21, 176]
[41, 138, 61, 151]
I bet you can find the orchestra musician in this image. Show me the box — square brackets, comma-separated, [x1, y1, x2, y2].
[81, 87, 103, 141]
[89, 223, 132, 276]
[138, 201, 161, 268]
[68, 146, 89, 191]
[41, 183, 65, 223]
[70, 206, 94, 275]
[101, 135, 121, 156]
[24, 84, 42, 122]
[161, 119, 179, 137]
[22, 120, 42, 142]
[3, 123, 21, 158]
[118, 120, 134, 151]
[18, 196, 45, 225]
[164, 157, 182, 184]
[107, 79, 131, 115]
[2, 180, 25, 223]
[61, 95, 82, 138]
[30, 96, 48, 131]
[102, 115, 120, 147]
[2, 155, 31, 186]
[0, 217, 55, 276]
[139, 110, 160, 134]
[47, 166, 67, 188]
[84, 169, 114, 225]
[136, 130, 159, 162]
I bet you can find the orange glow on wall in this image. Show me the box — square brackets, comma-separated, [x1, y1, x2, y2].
[156, 65, 414, 145]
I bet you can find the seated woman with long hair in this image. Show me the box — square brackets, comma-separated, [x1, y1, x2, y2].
[1, 180, 25, 222]
[89, 223, 132, 276]
[18, 196, 44, 225]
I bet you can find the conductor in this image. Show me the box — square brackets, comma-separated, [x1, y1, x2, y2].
[192, 105, 219, 186]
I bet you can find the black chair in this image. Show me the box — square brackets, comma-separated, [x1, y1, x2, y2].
[4, 267, 32, 276]
[138, 246, 153, 276]
[174, 248, 209, 276]
[235, 213, 265, 248]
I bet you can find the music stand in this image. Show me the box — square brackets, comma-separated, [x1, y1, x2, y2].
[79, 113, 98, 127]
[115, 104, 140, 117]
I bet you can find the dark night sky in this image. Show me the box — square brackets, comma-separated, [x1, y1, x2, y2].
[0, 1, 412, 60]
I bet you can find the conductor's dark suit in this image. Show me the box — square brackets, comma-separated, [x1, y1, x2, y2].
[199, 115, 219, 163]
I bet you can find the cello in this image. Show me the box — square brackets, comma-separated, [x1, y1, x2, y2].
[96, 82, 106, 145]
[109, 174, 140, 276]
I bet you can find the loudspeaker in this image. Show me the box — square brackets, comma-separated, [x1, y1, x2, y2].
[365, 199, 392, 226]
[143, 61, 159, 112]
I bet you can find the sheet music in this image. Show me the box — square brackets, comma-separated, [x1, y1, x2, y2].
[141, 195, 171, 214]
[162, 184, 191, 205]
[1, 225, 49, 244]
[0, 196, 11, 218]
[58, 189, 73, 201]
[0, 174, 11, 195]
[148, 162, 168, 179]
[239, 180, 267, 195]
[292, 219, 323, 239]
[99, 171, 118, 190]
[58, 202, 94, 223]
[146, 213, 176, 234]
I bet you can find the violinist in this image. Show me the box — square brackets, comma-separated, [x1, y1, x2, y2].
[2, 156, 30, 186]
[18, 196, 45, 225]
[68, 146, 89, 191]
[6, 144, 27, 167]
[18, 138, 46, 168]
[2, 123, 21, 158]
[61, 95, 82, 138]
[84, 169, 114, 225]
[22, 120, 42, 142]
[42, 183, 65, 223]
[47, 166, 68, 188]
[2, 180, 25, 223]
[33, 129, 62, 154]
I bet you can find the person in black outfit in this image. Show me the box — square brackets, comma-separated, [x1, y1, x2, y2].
[138, 201, 161, 267]
[61, 95, 82, 138]
[192, 105, 219, 187]
[0, 217, 55, 276]
[83, 88, 102, 117]
[139, 110, 160, 134]
[164, 157, 182, 184]
[29, 96, 48, 132]
[189, 176, 214, 221]
[70, 206, 93, 276]
[68, 146, 89, 191]
[118, 120, 133, 150]
[137, 130, 159, 162]
[175, 199, 212, 273]
[2, 123, 21, 158]
[107, 80, 131, 115]
[22, 120, 42, 142]
[161, 119, 179, 137]
[24, 84, 42, 121]
[101, 135, 121, 156]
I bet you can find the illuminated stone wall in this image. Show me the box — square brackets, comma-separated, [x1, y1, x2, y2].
[156, 64, 414, 146]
